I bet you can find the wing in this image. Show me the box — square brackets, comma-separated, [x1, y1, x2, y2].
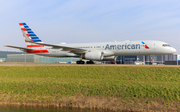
[5, 45, 33, 50]
[29, 42, 87, 53]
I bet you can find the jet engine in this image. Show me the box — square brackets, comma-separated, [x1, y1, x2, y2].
[82, 51, 104, 60]
[102, 56, 115, 61]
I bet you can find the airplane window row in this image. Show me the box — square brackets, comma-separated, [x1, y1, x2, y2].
[76, 46, 104, 49]
[162, 44, 170, 47]
[76, 47, 92, 48]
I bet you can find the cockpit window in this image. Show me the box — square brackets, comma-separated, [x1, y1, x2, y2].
[162, 44, 170, 47]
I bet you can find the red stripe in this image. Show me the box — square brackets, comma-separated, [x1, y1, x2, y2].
[21, 28, 26, 31]
[26, 50, 49, 53]
[19, 23, 23, 26]
[145, 45, 149, 49]
[25, 40, 27, 43]
[27, 45, 44, 47]
[26, 34, 30, 37]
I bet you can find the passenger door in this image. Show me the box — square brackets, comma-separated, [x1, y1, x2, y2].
[152, 42, 156, 50]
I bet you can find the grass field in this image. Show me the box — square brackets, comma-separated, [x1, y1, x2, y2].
[0, 65, 180, 111]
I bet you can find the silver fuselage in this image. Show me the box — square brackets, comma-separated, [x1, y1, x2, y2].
[33, 40, 176, 58]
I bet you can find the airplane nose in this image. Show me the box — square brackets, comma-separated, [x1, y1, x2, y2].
[171, 48, 176, 53]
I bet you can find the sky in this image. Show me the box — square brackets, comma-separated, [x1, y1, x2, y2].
[1, 0, 180, 53]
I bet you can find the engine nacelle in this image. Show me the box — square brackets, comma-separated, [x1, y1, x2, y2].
[102, 56, 115, 61]
[82, 51, 104, 60]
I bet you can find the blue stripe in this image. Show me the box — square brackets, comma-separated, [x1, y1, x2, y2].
[33, 40, 42, 42]
[29, 34, 37, 36]
[27, 31, 34, 33]
[31, 37, 39, 39]
[141, 41, 145, 44]
[22, 23, 27, 25]
[25, 28, 31, 31]
[27, 30, 33, 32]
[24, 26, 29, 28]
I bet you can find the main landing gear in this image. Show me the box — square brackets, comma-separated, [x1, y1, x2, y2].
[86, 60, 95, 64]
[76, 60, 95, 64]
[76, 60, 85, 64]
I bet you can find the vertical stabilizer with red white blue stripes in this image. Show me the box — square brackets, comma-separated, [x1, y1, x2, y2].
[19, 23, 49, 53]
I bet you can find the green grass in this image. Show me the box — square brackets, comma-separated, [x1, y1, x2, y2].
[0, 66, 180, 102]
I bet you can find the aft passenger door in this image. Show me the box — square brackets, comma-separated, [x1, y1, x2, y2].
[152, 42, 156, 50]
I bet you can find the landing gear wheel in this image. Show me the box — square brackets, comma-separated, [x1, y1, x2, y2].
[86, 60, 95, 64]
[76, 60, 85, 64]
[76, 61, 80, 64]
[80, 61, 85, 64]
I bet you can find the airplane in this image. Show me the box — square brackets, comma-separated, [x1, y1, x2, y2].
[5, 23, 176, 64]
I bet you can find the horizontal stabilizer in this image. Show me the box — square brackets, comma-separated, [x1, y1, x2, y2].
[5, 45, 33, 50]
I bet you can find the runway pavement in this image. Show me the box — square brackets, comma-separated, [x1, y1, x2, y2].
[0, 62, 180, 67]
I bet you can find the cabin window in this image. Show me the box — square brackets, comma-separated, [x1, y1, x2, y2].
[162, 44, 170, 47]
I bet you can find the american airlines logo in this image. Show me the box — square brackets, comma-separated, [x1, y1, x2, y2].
[141, 41, 149, 49]
[105, 44, 141, 50]
[105, 41, 149, 50]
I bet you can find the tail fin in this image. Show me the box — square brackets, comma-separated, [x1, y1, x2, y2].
[19, 23, 44, 48]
